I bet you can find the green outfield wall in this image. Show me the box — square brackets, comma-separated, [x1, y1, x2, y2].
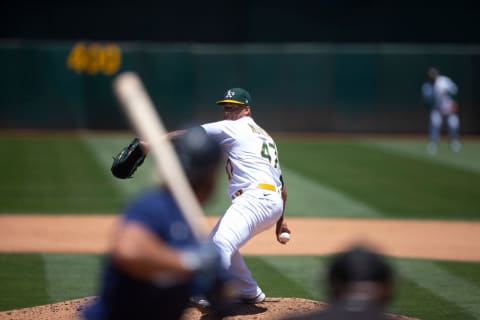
[1, 42, 479, 133]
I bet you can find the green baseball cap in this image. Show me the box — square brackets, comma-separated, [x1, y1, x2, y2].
[216, 88, 252, 106]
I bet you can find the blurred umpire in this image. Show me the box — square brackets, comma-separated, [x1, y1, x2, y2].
[285, 245, 394, 320]
[83, 127, 229, 320]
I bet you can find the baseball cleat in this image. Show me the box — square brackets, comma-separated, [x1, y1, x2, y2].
[237, 291, 266, 304]
[427, 142, 437, 155]
[189, 296, 211, 308]
[450, 140, 461, 153]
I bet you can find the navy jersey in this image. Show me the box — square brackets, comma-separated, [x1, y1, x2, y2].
[83, 188, 198, 320]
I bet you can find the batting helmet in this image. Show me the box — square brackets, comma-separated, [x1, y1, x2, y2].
[327, 245, 393, 298]
[173, 126, 222, 187]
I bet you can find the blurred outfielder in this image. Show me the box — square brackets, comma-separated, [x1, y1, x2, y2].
[422, 67, 461, 154]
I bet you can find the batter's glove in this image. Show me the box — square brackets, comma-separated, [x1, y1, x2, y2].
[111, 138, 146, 179]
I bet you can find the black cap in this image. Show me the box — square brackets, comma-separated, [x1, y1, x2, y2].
[328, 245, 393, 287]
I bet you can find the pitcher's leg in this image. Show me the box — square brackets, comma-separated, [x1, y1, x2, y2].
[229, 251, 263, 298]
[210, 205, 246, 269]
[447, 113, 461, 152]
[209, 204, 262, 299]
[428, 110, 442, 154]
[225, 192, 283, 298]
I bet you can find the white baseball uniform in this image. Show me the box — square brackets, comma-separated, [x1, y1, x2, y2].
[427, 75, 460, 151]
[433, 75, 458, 115]
[201, 116, 284, 299]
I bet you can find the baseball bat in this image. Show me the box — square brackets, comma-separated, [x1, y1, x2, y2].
[113, 71, 210, 241]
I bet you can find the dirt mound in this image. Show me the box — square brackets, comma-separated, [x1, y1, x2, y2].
[181, 297, 324, 320]
[0, 297, 418, 320]
[0, 297, 95, 320]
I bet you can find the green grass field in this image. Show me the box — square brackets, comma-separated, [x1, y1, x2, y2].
[1, 133, 479, 319]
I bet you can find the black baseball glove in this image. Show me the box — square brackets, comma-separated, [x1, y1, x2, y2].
[111, 138, 146, 179]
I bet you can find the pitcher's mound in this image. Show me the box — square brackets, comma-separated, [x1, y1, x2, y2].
[180, 298, 419, 320]
[0, 297, 322, 320]
[181, 297, 325, 320]
[0, 296, 418, 320]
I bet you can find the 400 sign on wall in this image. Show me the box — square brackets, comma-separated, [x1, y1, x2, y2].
[67, 42, 122, 75]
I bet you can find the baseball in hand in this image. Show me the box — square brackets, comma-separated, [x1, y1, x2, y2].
[279, 232, 291, 243]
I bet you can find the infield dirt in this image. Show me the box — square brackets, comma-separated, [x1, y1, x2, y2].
[1, 215, 479, 261]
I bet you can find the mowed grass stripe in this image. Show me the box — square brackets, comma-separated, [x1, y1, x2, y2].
[396, 259, 480, 319]
[255, 256, 327, 300]
[42, 253, 103, 304]
[362, 139, 480, 174]
[392, 271, 474, 320]
[82, 136, 157, 199]
[277, 139, 480, 219]
[0, 136, 122, 214]
[0, 254, 49, 311]
[245, 256, 314, 299]
[280, 167, 382, 217]
[439, 260, 480, 288]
